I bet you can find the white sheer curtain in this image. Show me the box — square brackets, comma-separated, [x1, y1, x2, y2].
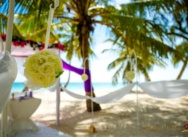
[139, 80, 188, 99]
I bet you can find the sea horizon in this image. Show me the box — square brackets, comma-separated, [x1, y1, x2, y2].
[11, 81, 127, 93]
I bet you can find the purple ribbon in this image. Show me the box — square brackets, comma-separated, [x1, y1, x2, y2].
[62, 60, 93, 92]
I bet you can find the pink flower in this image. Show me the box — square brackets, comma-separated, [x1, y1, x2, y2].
[20, 41, 26, 47]
[57, 43, 64, 51]
[1, 34, 6, 41]
[12, 41, 19, 46]
[39, 44, 45, 50]
[183, 124, 188, 129]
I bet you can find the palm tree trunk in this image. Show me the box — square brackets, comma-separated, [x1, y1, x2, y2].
[62, 60, 101, 112]
[81, 24, 101, 112]
[176, 61, 187, 79]
[86, 91, 101, 112]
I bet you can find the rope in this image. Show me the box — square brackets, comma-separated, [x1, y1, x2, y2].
[130, 50, 140, 137]
[129, 54, 133, 72]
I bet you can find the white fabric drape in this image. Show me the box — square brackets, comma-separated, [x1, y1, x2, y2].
[0, 51, 17, 113]
[11, 44, 37, 57]
[63, 83, 136, 103]
[14, 57, 25, 77]
[92, 83, 136, 104]
[63, 80, 188, 102]
[63, 88, 91, 100]
[11, 45, 59, 57]
[139, 80, 188, 99]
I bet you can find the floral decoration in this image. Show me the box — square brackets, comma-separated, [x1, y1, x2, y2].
[23, 49, 63, 89]
[0, 33, 65, 51]
[184, 124, 188, 129]
[125, 71, 135, 81]
[81, 73, 88, 81]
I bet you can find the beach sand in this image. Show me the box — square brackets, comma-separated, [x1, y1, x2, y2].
[20, 90, 188, 137]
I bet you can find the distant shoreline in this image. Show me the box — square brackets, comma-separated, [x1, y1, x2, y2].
[11, 82, 127, 93]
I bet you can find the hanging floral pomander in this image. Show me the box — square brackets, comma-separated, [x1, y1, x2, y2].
[23, 49, 63, 89]
[81, 73, 88, 81]
[125, 71, 135, 81]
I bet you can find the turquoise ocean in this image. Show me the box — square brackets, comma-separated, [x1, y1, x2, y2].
[11, 82, 126, 93]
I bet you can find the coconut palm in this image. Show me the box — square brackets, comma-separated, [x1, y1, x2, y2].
[154, 0, 188, 41]
[101, 0, 175, 83]
[149, 0, 188, 78]
[0, 13, 23, 38]
[172, 41, 188, 79]
[103, 43, 167, 83]
[104, 0, 188, 83]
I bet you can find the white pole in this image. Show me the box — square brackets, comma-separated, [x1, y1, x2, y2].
[44, 6, 54, 49]
[44, 0, 60, 126]
[1, 0, 15, 137]
[56, 78, 61, 126]
[5, 0, 15, 52]
[56, 50, 61, 126]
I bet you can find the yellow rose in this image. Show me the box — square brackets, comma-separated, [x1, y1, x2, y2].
[36, 55, 47, 65]
[47, 55, 57, 62]
[39, 63, 55, 75]
[40, 50, 51, 56]
[43, 75, 57, 87]
[54, 61, 63, 74]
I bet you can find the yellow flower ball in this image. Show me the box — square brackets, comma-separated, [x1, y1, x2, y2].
[81, 73, 88, 81]
[23, 49, 63, 89]
[125, 71, 135, 81]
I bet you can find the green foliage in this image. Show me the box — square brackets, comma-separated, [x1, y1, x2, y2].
[1, 0, 188, 82]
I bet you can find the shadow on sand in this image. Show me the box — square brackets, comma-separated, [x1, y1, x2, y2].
[36, 93, 188, 137]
